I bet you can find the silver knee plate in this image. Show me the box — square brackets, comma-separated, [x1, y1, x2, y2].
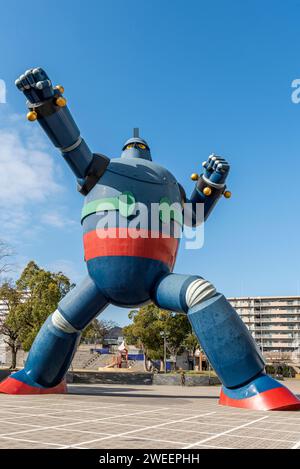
[52, 310, 79, 334]
[185, 278, 216, 308]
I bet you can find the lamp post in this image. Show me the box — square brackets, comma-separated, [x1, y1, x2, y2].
[164, 331, 167, 373]
[160, 330, 168, 373]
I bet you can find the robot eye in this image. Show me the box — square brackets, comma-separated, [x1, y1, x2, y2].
[126, 144, 134, 149]
[137, 143, 146, 149]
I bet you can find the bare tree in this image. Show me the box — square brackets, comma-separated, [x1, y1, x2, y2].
[0, 240, 15, 279]
[0, 321, 20, 369]
[0, 241, 16, 368]
[0, 282, 22, 369]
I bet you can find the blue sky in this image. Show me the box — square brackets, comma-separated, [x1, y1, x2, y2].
[0, 0, 300, 325]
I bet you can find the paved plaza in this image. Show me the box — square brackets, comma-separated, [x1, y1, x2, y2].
[0, 380, 299, 449]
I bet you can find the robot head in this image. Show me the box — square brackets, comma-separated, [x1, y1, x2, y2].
[121, 128, 152, 161]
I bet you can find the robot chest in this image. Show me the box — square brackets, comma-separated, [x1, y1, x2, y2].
[81, 164, 182, 226]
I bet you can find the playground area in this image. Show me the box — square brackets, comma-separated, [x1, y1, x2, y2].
[0, 380, 299, 449]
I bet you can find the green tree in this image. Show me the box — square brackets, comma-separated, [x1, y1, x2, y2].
[123, 304, 164, 371]
[123, 303, 192, 371]
[14, 261, 73, 351]
[163, 312, 191, 365]
[0, 282, 23, 368]
[182, 333, 200, 356]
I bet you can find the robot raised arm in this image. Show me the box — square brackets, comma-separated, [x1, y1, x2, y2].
[183, 154, 231, 224]
[15, 68, 109, 195]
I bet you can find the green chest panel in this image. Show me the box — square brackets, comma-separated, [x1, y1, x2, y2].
[81, 192, 183, 225]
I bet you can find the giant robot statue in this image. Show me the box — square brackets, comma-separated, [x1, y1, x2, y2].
[1, 67, 299, 411]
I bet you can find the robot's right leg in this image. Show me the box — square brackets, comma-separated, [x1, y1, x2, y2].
[154, 273, 300, 410]
[0, 275, 108, 394]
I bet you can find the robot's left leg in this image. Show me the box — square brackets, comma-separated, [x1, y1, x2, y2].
[0, 275, 108, 395]
[153, 273, 300, 410]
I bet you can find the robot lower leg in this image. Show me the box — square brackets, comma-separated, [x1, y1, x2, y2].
[14, 275, 108, 388]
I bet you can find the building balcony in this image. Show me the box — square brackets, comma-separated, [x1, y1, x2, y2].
[239, 317, 300, 323]
[261, 342, 300, 348]
[254, 333, 299, 340]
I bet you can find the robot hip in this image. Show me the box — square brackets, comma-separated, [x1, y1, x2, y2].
[83, 228, 179, 306]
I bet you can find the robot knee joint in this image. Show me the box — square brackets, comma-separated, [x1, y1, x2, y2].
[185, 278, 217, 309]
[51, 310, 79, 334]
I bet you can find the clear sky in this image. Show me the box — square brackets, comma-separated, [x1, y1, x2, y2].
[0, 0, 300, 326]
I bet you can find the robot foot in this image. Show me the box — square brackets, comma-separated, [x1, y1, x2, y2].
[219, 373, 300, 411]
[0, 370, 67, 395]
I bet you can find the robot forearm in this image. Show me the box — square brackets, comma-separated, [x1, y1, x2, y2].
[16, 68, 109, 195]
[187, 154, 231, 223]
[28, 90, 89, 172]
[27, 92, 109, 194]
[189, 174, 228, 221]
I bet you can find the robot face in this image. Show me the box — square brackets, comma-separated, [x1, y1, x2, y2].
[121, 137, 152, 161]
[126, 143, 147, 150]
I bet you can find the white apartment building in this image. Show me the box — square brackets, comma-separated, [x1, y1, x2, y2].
[229, 296, 300, 366]
[0, 300, 8, 365]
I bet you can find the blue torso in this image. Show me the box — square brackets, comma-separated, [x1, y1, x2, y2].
[81, 157, 182, 307]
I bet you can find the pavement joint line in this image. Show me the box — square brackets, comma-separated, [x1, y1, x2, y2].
[0, 419, 147, 431]
[257, 422, 300, 428]
[75, 435, 188, 448]
[0, 407, 172, 437]
[258, 416, 300, 424]
[0, 402, 77, 409]
[0, 410, 153, 424]
[0, 399, 170, 410]
[0, 404, 129, 420]
[242, 425, 300, 435]
[57, 422, 155, 431]
[67, 411, 216, 448]
[0, 421, 51, 429]
[205, 412, 262, 417]
[150, 427, 300, 444]
[73, 441, 233, 450]
[69, 434, 207, 450]
[292, 439, 300, 449]
[0, 413, 96, 423]
[109, 415, 183, 423]
[83, 427, 296, 446]
[0, 414, 166, 426]
[157, 426, 239, 435]
[0, 403, 126, 412]
[1, 406, 127, 414]
[218, 433, 297, 444]
[0, 435, 69, 448]
[0, 400, 126, 410]
[0, 398, 60, 403]
[265, 419, 300, 425]
[183, 424, 300, 435]
[196, 444, 234, 449]
[57, 428, 128, 436]
[54, 426, 213, 439]
[183, 415, 270, 449]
